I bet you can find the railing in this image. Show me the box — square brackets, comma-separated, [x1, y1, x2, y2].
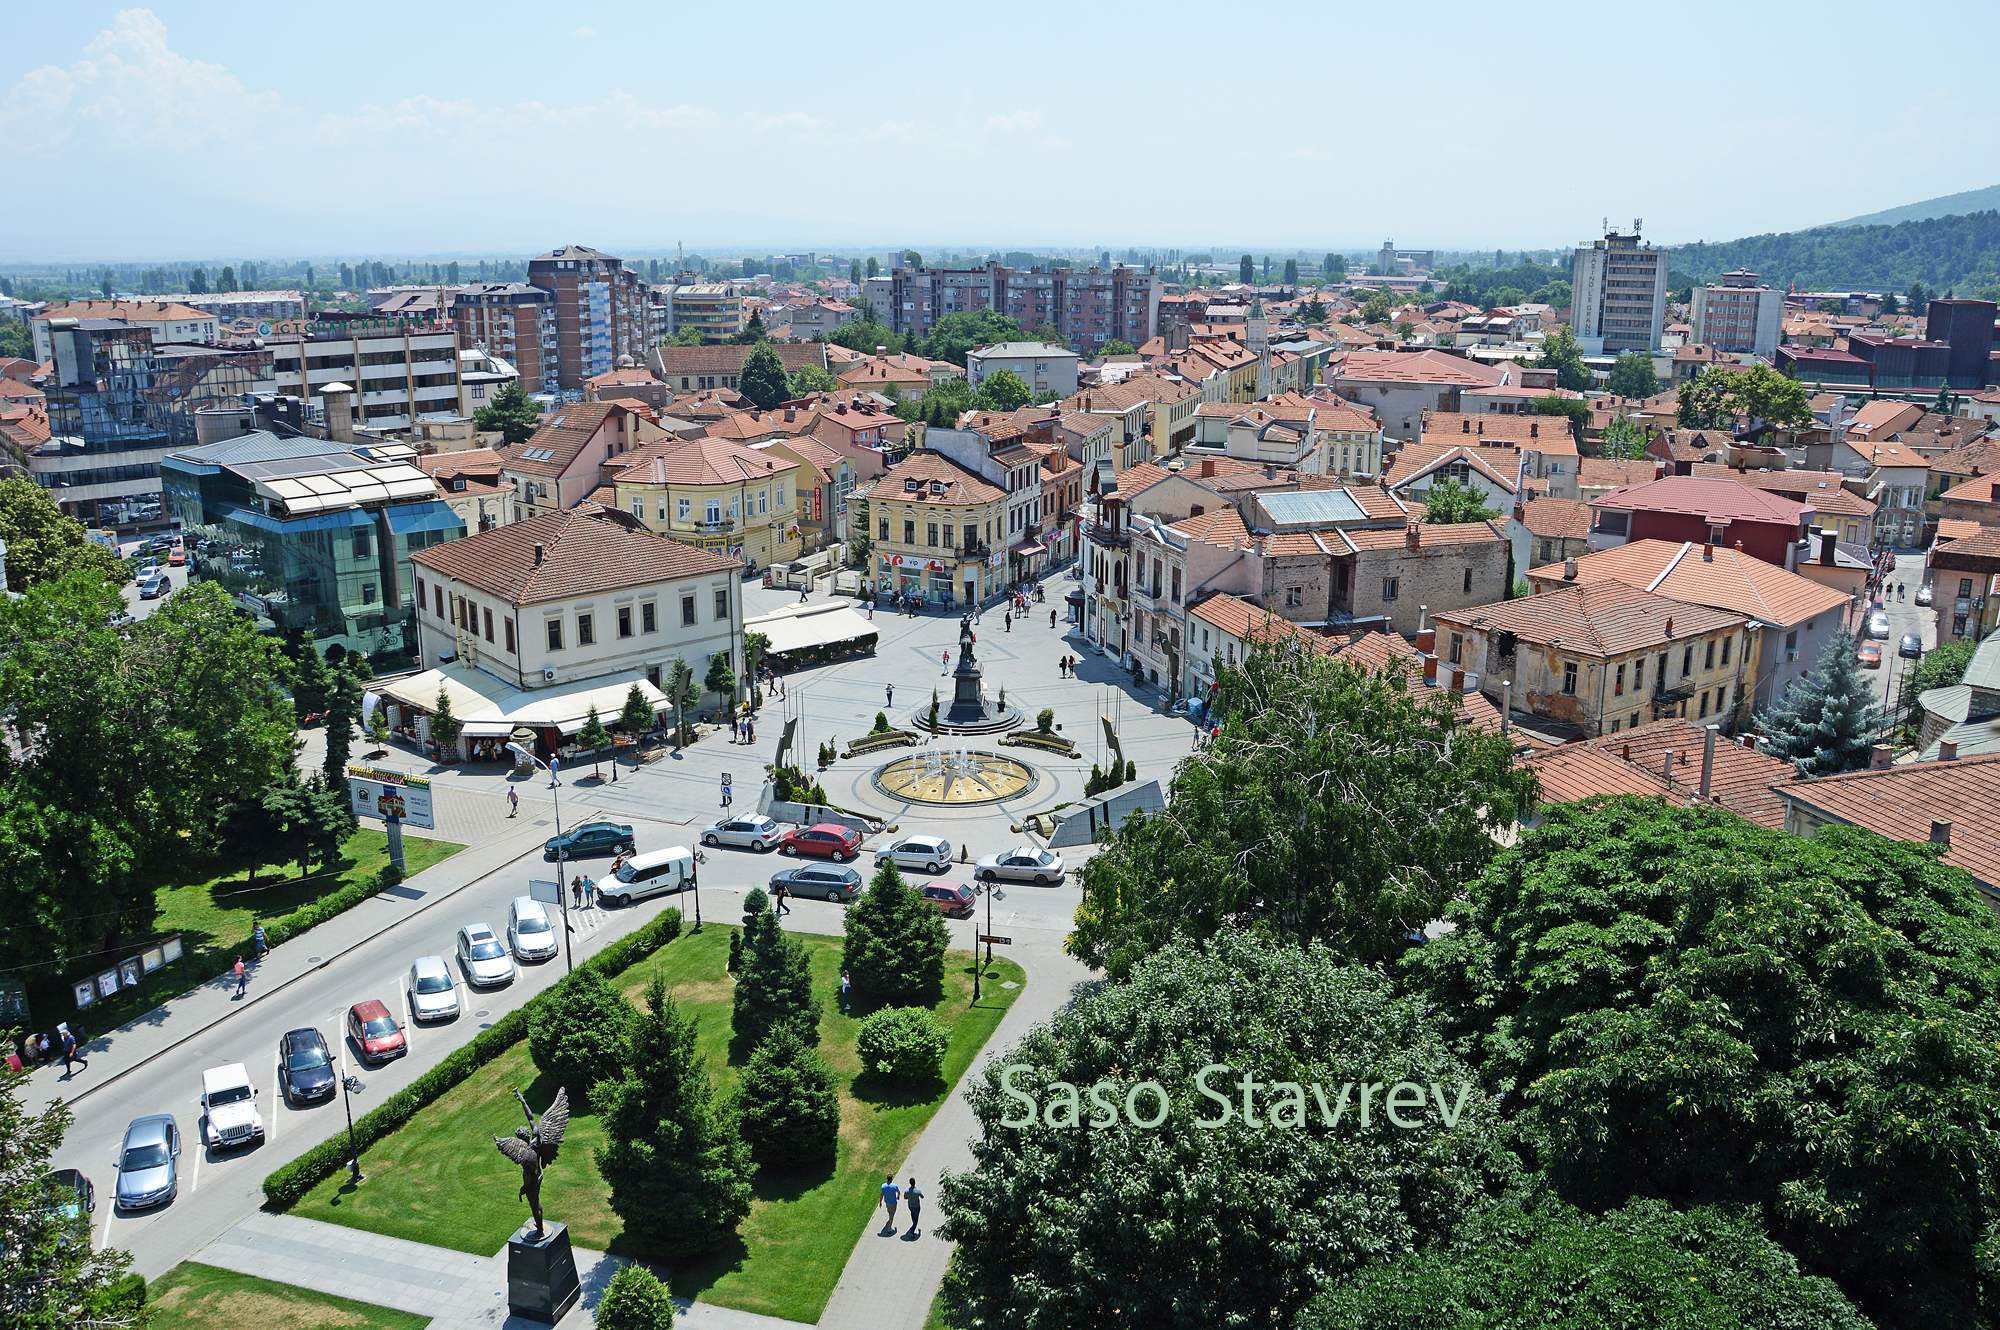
[695, 519, 734, 533]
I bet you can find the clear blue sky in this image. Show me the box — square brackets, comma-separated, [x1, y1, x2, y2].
[3, 1, 1996, 263]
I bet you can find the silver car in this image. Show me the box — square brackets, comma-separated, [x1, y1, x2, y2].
[975, 845, 1066, 885]
[701, 814, 783, 852]
[507, 897, 559, 962]
[455, 924, 516, 987]
[114, 1115, 179, 1211]
[769, 863, 863, 902]
[874, 834, 954, 874]
[407, 955, 460, 1021]
[1867, 609, 1891, 639]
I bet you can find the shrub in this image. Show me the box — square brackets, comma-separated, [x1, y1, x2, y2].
[873, 711, 891, 733]
[1125, 759, 1136, 782]
[736, 1025, 840, 1169]
[842, 860, 949, 1005]
[1036, 708, 1055, 733]
[595, 1264, 677, 1330]
[527, 967, 637, 1103]
[855, 1006, 947, 1084]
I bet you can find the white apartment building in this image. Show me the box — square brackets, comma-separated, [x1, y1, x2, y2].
[32, 300, 220, 362]
[1570, 222, 1669, 355]
[967, 342, 1081, 398]
[1691, 270, 1784, 357]
[270, 315, 464, 430]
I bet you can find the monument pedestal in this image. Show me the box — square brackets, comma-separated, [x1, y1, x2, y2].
[506, 1220, 581, 1323]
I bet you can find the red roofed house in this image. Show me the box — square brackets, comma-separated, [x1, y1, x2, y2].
[500, 400, 666, 522]
[1776, 752, 2000, 902]
[1588, 475, 1813, 571]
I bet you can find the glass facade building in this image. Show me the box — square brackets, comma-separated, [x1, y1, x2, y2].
[162, 433, 463, 660]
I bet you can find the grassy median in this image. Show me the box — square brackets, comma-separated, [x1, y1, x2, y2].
[147, 1262, 430, 1330]
[291, 924, 1025, 1324]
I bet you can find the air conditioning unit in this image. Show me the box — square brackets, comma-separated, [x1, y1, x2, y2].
[543, 667, 558, 681]
[1785, 649, 1799, 662]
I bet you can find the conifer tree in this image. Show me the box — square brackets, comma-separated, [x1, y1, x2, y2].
[841, 859, 949, 1005]
[733, 888, 818, 1047]
[1755, 624, 1880, 775]
[578, 705, 612, 777]
[735, 1025, 840, 1169]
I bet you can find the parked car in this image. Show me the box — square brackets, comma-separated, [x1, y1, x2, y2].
[606, 847, 696, 906]
[544, 820, 635, 861]
[701, 814, 783, 851]
[346, 1000, 407, 1064]
[507, 897, 559, 962]
[42, 1168, 95, 1226]
[455, 924, 516, 987]
[975, 845, 1067, 884]
[167, 547, 186, 566]
[278, 1028, 336, 1105]
[1858, 640, 1882, 668]
[779, 823, 862, 861]
[199, 1063, 265, 1149]
[138, 571, 168, 600]
[1916, 584, 1935, 607]
[919, 882, 975, 918]
[1899, 632, 1924, 659]
[1867, 609, 1891, 639]
[113, 1115, 180, 1210]
[769, 863, 862, 902]
[873, 834, 954, 874]
[406, 955, 460, 1022]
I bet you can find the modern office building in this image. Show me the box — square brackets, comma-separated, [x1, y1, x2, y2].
[1570, 222, 1669, 355]
[31, 300, 220, 363]
[35, 319, 271, 529]
[162, 431, 461, 659]
[266, 313, 464, 431]
[664, 281, 746, 343]
[1691, 269, 1784, 357]
[526, 245, 657, 389]
[887, 261, 1161, 352]
[452, 283, 559, 394]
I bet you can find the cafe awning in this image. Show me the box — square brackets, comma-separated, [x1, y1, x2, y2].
[745, 601, 879, 656]
[376, 663, 669, 737]
[1010, 540, 1047, 557]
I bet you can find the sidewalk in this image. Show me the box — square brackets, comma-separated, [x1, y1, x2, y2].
[196, 1210, 812, 1330]
[816, 925, 1093, 1330]
[21, 787, 576, 1110]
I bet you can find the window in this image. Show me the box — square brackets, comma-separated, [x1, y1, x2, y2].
[1615, 663, 1625, 695]
[483, 608, 494, 642]
[715, 588, 729, 621]
[728, 496, 739, 521]
[618, 607, 633, 638]
[642, 601, 656, 633]
[416, 575, 426, 607]
[1562, 661, 1578, 695]
[658, 500, 667, 521]
[361, 583, 376, 604]
[1962, 578, 1975, 598]
[1704, 641, 1716, 670]
[776, 482, 786, 508]
[1682, 646, 1694, 677]
[1382, 577, 1399, 601]
[434, 584, 444, 617]
[904, 520, 916, 544]
[577, 614, 594, 646]
[964, 523, 978, 549]
[706, 499, 722, 525]
[682, 595, 697, 627]
[1721, 636, 1732, 665]
[352, 528, 371, 559]
[1699, 690, 1710, 718]
[538, 483, 548, 498]
[546, 619, 564, 651]
[1462, 568, 1473, 593]
[631, 498, 644, 518]
[504, 618, 516, 653]
[1171, 568, 1182, 603]
[1611, 718, 1621, 733]
[928, 522, 939, 547]
[1450, 633, 1464, 664]
[678, 497, 691, 522]
[1285, 586, 1302, 607]
[879, 517, 890, 541]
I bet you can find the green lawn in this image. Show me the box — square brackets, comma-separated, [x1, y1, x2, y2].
[147, 1262, 429, 1330]
[292, 925, 1025, 1323]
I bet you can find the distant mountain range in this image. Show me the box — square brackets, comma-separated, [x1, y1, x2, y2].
[1668, 206, 2000, 296]
[1828, 184, 2000, 229]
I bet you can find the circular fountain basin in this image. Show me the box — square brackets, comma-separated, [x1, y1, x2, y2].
[872, 749, 1040, 806]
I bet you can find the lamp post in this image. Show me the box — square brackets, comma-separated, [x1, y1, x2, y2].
[507, 742, 574, 975]
[971, 882, 1003, 1001]
[340, 1073, 365, 1184]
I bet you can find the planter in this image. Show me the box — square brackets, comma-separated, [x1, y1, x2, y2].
[1003, 731, 1077, 757]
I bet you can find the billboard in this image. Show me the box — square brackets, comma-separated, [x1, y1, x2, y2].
[347, 763, 436, 830]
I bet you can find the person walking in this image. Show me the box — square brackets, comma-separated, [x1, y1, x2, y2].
[886, 682, 895, 707]
[59, 1027, 85, 1076]
[572, 876, 584, 910]
[881, 1175, 901, 1232]
[721, 773, 734, 807]
[1050, 608, 1057, 629]
[840, 971, 851, 1012]
[941, 650, 950, 675]
[507, 786, 519, 817]
[746, 714, 756, 743]
[904, 1177, 924, 1236]
[253, 922, 267, 960]
[1004, 610, 1012, 632]
[774, 880, 791, 916]
[233, 957, 247, 997]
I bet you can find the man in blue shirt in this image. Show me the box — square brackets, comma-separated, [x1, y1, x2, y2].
[880, 1174, 901, 1232]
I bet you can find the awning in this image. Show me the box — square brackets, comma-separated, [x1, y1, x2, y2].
[745, 601, 879, 656]
[1010, 540, 1047, 557]
[375, 664, 669, 736]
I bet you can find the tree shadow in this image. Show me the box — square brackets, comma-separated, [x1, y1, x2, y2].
[848, 1067, 946, 1108]
[609, 1231, 750, 1303]
[752, 1153, 837, 1202]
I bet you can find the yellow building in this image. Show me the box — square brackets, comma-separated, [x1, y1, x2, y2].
[611, 437, 804, 572]
[863, 449, 1010, 606]
[669, 284, 745, 343]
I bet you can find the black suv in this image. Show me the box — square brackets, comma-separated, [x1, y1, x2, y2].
[278, 1027, 336, 1104]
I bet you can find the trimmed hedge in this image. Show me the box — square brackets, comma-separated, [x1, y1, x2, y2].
[261, 862, 405, 953]
[261, 906, 684, 1209]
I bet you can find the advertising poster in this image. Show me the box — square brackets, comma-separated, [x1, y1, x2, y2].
[346, 764, 436, 830]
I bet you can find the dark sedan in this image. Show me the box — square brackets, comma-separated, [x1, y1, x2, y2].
[769, 863, 863, 902]
[1899, 632, 1925, 659]
[279, 1028, 336, 1105]
[544, 820, 635, 861]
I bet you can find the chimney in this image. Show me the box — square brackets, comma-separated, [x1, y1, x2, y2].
[1423, 654, 1439, 685]
[1819, 528, 1836, 565]
[1407, 521, 1421, 549]
[1477, 420, 1484, 435]
[1702, 543, 1713, 562]
[1661, 751, 1675, 787]
[532, 543, 545, 566]
[1940, 740, 1960, 761]
[1418, 606, 1429, 634]
[1461, 418, 1470, 433]
[1700, 724, 1718, 799]
[1870, 743, 1894, 769]
[321, 382, 355, 444]
[1734, 540, 1744, 552]
[1665, 617, 1674, 636]
[1740, 733, 1758, 750]
[1530, 421, 1539, 438]
[1621, 742, 1631, 761]
[1563, 557, 1578, 581]
[1200, 459, 1215, 477]
[1932, 819, 1954, 847]
[784, 407, 796, 421]
[1500, 679, 1512, 732]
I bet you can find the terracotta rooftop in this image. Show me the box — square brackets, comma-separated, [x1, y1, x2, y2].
[1687, 464, 1876, 518]
[1590, 475, 1811, 525]
[1526, 719, 1792, 827]
[614, 435, 800, 487]
[1334, 350, 1507, 387]
[1421, 411, 1575, 453]
[1436, 580, 1744, 657]
[1517, 495, 1594, 541]
[1578, 457, 1659, 492]
[877, 449, 1005, 506]
[1774, 752, 2000, 891]
[411, 505, 739, 606]
[501, 402, 628, 479]
[1527, 538, 1849, 629]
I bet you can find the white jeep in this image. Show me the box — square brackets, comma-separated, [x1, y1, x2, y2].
[200, 1063, 264, 1149]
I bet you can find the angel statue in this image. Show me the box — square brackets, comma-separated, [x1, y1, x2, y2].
[494, 1086, 570, 1238]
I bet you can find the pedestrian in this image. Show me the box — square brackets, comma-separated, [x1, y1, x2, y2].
[800, 587, 809, 603]
[1004, 611, 1012, 632]
[1050, 608, 1057, 629]
[584, 875, 596, 909]
[840, 970, 851, 1012]
[721, 773, 733, 807]
[508, 786, 519, 817]
[572, 875, 584, 909]
[233, 957, 247, 997]
[253, 922, 267, 959]
[36, 1033, 49, 1065]
[881, 1174, 901, 1232]
[746, 715, 756, 743]
[941, 650, 950, 675]
[774, 880, 791, 916]
[59, 1027, 85, 1076]
[905, 1177, 924, 1236]
[886, 682, 895, 707]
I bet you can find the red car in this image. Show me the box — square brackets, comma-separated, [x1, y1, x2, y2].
[779, 823, 863, 862]
[920, 882, 974, 918]
[346, 1000, 406, 1064]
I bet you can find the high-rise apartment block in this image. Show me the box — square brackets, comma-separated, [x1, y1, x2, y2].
[1570, 222, 1668, 355]
[453, 283, 559, 394]
[526, 245, 657, 389]
[268, 313, 463, 431]
[887, 262, 1161, 352]
[1691, 269, 1783, 357]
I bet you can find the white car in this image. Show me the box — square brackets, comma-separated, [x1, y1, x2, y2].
[456, 924, 516, 987]
[975, 845, 1067, 885]
[199, 1064, 264, 1149]
[508, 897, 559, 962]
[701, 814, 784, 852]
[873, 834, 954, 873]
[406, 955, 460, 1022]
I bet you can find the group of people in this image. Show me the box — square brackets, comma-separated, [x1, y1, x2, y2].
[571, 873, 601, 909]
[734, 712, 759, 744]
[1059, 655, 1080, 678]
[881, 1174, 925, 1237]
[10, 1025, 87, 1077]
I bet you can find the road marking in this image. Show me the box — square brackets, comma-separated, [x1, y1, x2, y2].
[270, 1055, 282, 1144]
[190, 1131, 201, 1193]
[100, 1179, 116, 1247]
[401, 989, 415, 1055]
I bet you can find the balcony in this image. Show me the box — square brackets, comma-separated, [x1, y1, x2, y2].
[694, 518, 734, 533]
[1082, 520, 1130, 549]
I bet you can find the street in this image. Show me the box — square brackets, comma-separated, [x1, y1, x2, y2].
[1860, 550, 1940, 725]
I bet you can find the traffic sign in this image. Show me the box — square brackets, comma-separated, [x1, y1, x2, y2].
[978, 935, 1012, 946]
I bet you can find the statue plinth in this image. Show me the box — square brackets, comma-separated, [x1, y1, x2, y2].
[506, 1219, 581, 1323]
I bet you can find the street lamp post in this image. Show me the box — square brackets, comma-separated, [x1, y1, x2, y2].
[507, 742, 574, 975]
[971, 882, 1003, 1001]
[340, 1074, 365, 1184]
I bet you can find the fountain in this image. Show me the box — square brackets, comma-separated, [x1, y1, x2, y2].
[912, 614, 1024, 735]
[873, 747, 1040, 806]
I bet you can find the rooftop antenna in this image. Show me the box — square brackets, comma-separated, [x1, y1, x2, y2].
[1634, 218, 1643, 234]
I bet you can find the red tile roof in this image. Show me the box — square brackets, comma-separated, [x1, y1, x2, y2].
[614, 436, 801, 487]
[1527, 538, 1849, 628]
[876, 449, 1005, 506]
[1517, 496, 1594, 541]
[1590, 475, 1811, 525]
[410, 505, 740, 606]
[1436, 580, 1744, 657]
[1775, 752, 2000, 890]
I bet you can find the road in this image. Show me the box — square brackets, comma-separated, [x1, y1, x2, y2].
[1863, 550, 1939, 725]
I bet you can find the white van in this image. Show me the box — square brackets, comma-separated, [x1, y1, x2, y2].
[607, 846, 696, 907]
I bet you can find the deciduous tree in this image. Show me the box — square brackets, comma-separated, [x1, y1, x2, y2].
[1420, 476, 1498, 524]
[529, 967, 638, 1103]
[1677, 365, 1735, 431]
[0, 478, 131, 591]
[1604, 350, 1660, 399]
[787, 364, 837, 397]
[474, 383, 543, 446]
[0, 1074, 144, 1328]
[1535, 324, 1595, 392]
[976, 367, 1032, 411]
[577, 705, 613, 778]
